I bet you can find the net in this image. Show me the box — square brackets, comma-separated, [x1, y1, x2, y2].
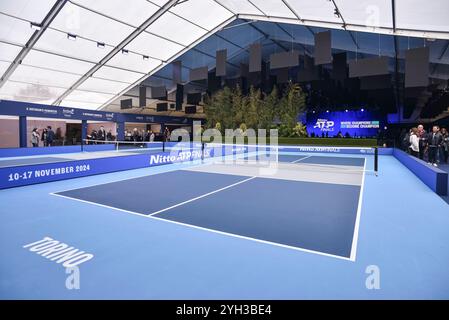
[190, 143, 379, 187]
[202, 143, 378, 175]
[81, 139, 378, 176]
[81, 139, 208, 159]
[82, 139, 165, 153]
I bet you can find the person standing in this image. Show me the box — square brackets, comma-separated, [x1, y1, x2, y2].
[31, 128, 40, 147]
[132, 128, 139, 142]
[41, 128, 48, 147]
[106, 130, 113, 141]
[401, 128, 411, 152]
[46, 126, 55, 147]
[149, 130, 155, 142]
[417, 124, 427, 160]
[164, 127, 171, 142]
[440, 127, 449, 164]
[97, 126, 106, 143]
[427, 125, 443, 167]
[144, 130, 150, 142]
[409, 127, 419, 158]
[90, 130, 98, 143]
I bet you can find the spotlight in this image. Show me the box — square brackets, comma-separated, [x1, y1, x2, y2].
[67, 33, 77, 41]
[345, 109, 348, 112]
[30, 22, 41, 31]
[312, 110, 315, 114]
[121, 49, 129, 55]
[97, 42, 105, 49]
[361, 108, 364, 112]
[326, 110, 330, 113]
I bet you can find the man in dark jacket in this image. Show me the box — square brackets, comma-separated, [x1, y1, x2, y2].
[97, 126, 106, 143]
[46, 126, 55, 147]
[427, 125, 443, 167]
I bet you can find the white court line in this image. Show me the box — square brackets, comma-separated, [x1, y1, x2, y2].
[291, 155, 312, 163]
[349, 158, 366, 262]
[50, 152, 361, 262]
[148, 215, 352, 261]
[49, 190, 352, 262]
[50, 150, 285, 194]
[148, 176, 257, 216]
[51, 192, 149, 217]
[50, 147, 253, 194]
[50, 159, 209, 194]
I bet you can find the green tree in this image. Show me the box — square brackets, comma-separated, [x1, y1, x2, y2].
[231, 85, 244, 127]
[259, 86, 278, 131]
[204, 87, 233, 133]
[244, 86, 261, 130]
[278, 83, 306, 136]
[204, 82, 306, 137]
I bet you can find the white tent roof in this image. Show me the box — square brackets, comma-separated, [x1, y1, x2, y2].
[0, 0, 448, 110]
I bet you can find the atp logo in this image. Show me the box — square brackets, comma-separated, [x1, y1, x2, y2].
[313, 119, 335, 131]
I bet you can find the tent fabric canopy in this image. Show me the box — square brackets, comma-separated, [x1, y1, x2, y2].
[0, 0, 448, 110]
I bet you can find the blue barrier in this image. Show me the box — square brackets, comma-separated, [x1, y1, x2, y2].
[0, 144, 115, 158]
[0, 147, 210, 190]
[393, 148, 448, 196]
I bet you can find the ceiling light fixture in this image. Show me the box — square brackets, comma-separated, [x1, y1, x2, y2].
[97, 42, 105, 49]
[143, 55, 149, 61]
[121, 49, 129, 55]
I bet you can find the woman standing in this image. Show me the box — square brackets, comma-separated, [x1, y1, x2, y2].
[441, 127, 449, 164]
[31, 128, 40, 147]
[41, 128, 48, 147]
[409, 127, 420, 158]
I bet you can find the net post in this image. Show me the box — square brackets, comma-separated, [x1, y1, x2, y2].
[374, 146, 378, 176]
[201, 142, 205, 160]
[162, 140, 165, 152]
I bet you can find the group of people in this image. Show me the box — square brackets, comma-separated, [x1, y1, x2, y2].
[30, 126, 55, 147]
[403, 124, 449, 166]
[87, 126, 114, 143]
[124, 127, 171, 142]
[125, 128, 155, 142]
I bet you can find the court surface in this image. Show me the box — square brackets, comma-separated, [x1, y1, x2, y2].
[1, 149, 449, 299]
[54, 154, 364, 260]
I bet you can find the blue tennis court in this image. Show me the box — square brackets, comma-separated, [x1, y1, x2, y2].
[1, 145, 449, 300]
[54, 153, 365, 259]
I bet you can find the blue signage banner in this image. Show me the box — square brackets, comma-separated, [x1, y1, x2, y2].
[0, 100, 118, 122]
[0, 147, 214, 190]
[306, 111, 384, 138]
[0, 99, 200, 125]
